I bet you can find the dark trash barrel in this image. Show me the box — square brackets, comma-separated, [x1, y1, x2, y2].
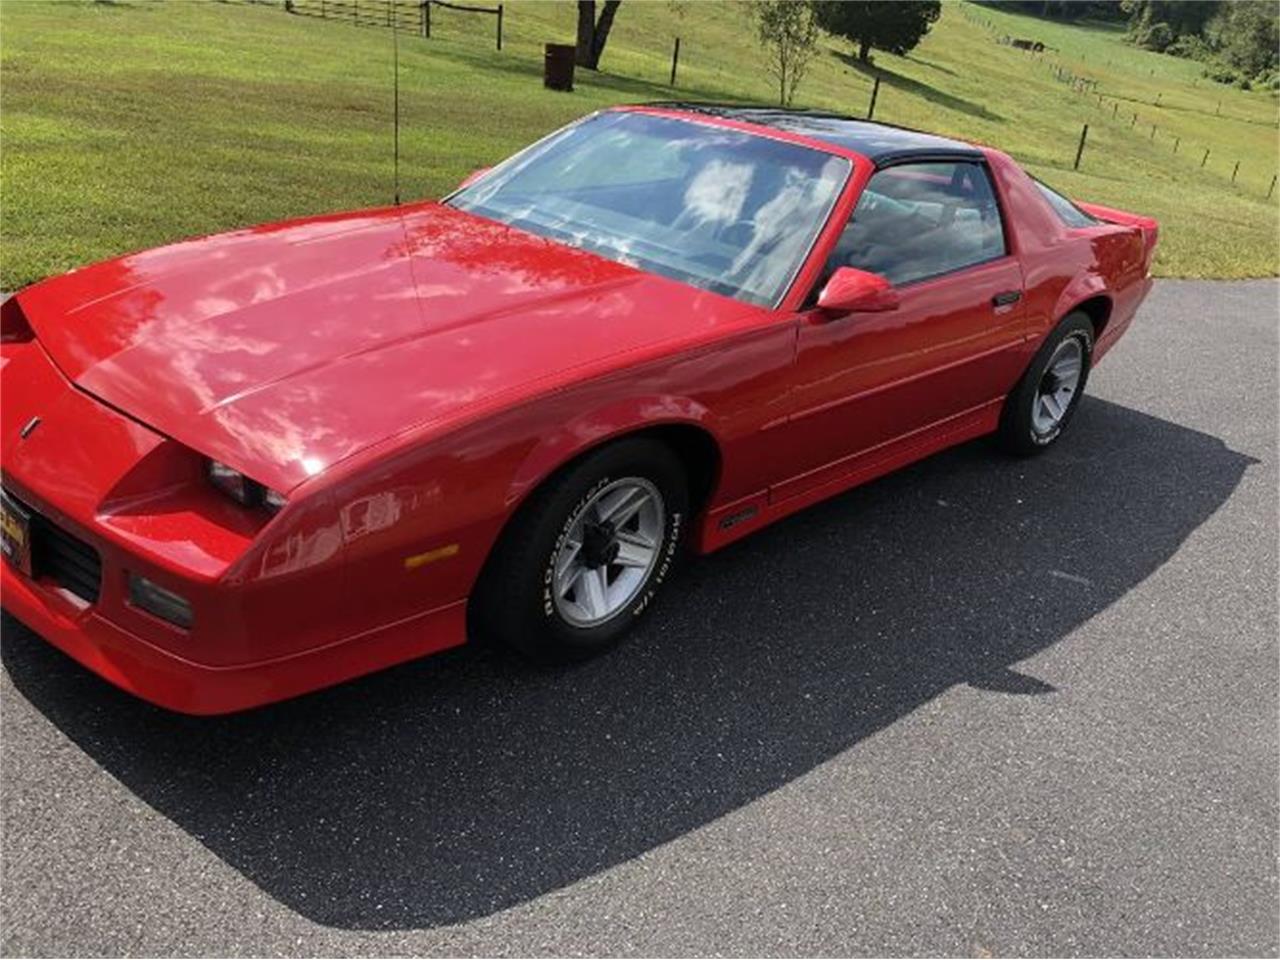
[544, 43, 575, 92]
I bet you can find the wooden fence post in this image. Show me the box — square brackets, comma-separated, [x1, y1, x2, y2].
[1231, 161, 1240, 184]
[1112, 102, 1118, 118]
[1268, 174, 1276, 200]
[423, 0, 430, 37]
[496, 3, 503, 49]
[1173, 137, 1180, 154]
[1073, 123, 1088, 171]
[867, 76, 880, 120]
[1150, 123, 1156, 140]
[670, 36, 680, 86]
[1201, 148, 1210, 168]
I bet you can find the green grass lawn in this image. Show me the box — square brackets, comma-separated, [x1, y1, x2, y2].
[1, 0, 1276, 289]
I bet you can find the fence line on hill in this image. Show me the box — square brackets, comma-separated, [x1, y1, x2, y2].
[958, 4, 1278, 200]
[284, 0, 504, 50]
[267, 0, 1274, 200]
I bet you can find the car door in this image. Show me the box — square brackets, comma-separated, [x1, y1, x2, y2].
[776, 159, 1028, 501]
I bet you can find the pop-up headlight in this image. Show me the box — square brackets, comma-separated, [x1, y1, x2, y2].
[207, 460, 286, 513]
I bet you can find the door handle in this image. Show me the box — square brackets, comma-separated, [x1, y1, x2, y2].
[992, 290, 1022, 307]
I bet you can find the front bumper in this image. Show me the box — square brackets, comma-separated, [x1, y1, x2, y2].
[2, 557, 468, 714]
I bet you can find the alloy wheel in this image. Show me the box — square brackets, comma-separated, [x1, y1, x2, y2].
[1031, 336, 1085, 436]
[552, 477, 665, 627]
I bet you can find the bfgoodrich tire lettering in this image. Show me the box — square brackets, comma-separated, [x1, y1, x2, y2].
[472, 437, 689, 662]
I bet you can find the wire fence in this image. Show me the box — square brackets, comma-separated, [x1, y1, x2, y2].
[276, 0, 1274, 199]
[959, 5, 1278, 200]
[285, 0, 504, 48]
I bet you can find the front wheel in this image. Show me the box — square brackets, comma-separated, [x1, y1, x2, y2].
[998, 312, 1094, 455]
[471, 437, 689, 662]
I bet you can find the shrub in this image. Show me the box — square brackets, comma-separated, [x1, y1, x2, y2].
[1203, 64, 1241, 85]
[1166, 33, 1211, 61]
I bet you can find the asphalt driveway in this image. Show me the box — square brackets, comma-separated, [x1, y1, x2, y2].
[2, 279, 1277, 957]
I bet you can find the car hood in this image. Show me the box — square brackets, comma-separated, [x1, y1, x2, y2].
[20, 202, 759, 492]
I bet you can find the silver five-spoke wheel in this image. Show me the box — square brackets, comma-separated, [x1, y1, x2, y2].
[1031, 336, 1084, 435]
[553, 478, 665, 628]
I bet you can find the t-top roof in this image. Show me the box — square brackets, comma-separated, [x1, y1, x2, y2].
[644, 103, 985, 165]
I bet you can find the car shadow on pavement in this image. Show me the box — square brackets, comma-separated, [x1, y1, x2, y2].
[1, 397, 1257, 931]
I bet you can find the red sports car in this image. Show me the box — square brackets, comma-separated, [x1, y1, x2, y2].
[0, 105, 1157, 714]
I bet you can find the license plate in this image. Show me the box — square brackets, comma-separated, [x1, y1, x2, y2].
[0, 491, 33, 577]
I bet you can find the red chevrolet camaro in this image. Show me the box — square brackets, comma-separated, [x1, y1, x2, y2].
[0, 105, 1157, 714]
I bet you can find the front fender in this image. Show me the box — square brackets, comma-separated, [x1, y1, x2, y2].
[507, 394, 716, 508]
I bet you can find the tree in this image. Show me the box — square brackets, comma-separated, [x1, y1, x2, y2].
[975, 1, 1125, 22]
[812, 0, 941, 63]
[1123, 0, 1276, 83]
[751, 0, 820, 107]
[1122, 0, 1217, 39]
[1133, 19, 1174, 52]
[576, 1, 622, 71]
[1206, 0, 1279, 79]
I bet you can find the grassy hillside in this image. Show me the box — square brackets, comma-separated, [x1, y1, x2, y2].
[0, 0, 1276, 289]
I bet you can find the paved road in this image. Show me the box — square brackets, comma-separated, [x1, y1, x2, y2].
[2, 280, 1277, 957]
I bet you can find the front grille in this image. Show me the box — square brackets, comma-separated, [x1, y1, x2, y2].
[9, 494, 103, 603]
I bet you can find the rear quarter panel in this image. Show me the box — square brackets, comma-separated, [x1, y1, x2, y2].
[987, 151, 1152, 355]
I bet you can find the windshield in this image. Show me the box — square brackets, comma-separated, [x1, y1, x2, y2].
[447, 111, 850, 307]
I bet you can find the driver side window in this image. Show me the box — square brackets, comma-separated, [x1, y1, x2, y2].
[824, 161, 1007, 287]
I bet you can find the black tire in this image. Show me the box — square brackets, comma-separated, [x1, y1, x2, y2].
[471, 437, 689, 662]
[998, 311, 1094, 456]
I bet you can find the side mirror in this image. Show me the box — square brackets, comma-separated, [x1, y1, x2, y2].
[817, 267, 899, 314]
[457, 166, 492, 190]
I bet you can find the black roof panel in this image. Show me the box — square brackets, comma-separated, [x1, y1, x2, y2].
[644, 103, 985, 165]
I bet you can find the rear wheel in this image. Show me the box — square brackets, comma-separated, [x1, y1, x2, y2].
[472, 437, 689, 662]
[998, 312, 1093, 455]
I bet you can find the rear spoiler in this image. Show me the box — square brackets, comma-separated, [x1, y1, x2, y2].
[1075, 201, 1159, 263]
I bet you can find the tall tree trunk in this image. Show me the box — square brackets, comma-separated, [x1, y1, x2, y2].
[576, 0, 622, 70]
[576, 1, 597, 68]
[589, 0, 622, 69]
[858, 38, 871, 62]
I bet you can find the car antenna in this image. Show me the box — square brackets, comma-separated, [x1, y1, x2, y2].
[393, 16, 401, 206]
